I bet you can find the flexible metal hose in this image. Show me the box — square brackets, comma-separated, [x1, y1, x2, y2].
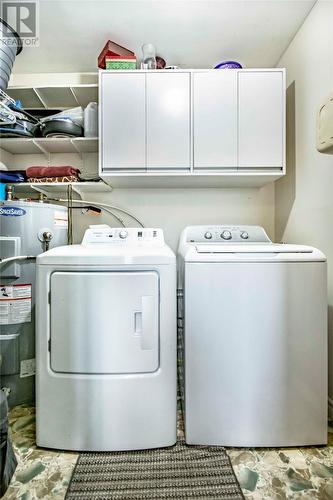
[50, 198, 145, 227]
[0, 256, 35, 265]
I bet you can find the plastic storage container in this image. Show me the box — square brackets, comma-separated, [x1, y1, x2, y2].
[84, 102, 98, 137]
[141, 43, 156, 70]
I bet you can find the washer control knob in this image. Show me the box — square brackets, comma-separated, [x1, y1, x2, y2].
[119, 230, 128, 239]
[221, 230, 232, 240]
[204, 231, 213, 240]
[241, 231, 249, 240]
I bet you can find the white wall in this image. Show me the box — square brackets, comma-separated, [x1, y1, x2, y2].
[10, 0, 315, 73]
[72, 185, 275, 251]
[275, 0, 333, 414]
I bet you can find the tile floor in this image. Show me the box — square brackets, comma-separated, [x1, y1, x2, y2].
[3, 404, 333, 500]
[3, 405, 77, 500]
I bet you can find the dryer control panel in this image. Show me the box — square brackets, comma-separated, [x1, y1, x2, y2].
[82, 225, 164, 246]
[185, 225, 271, 244]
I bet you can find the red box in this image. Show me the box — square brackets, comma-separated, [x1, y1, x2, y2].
[98, 40, 135, 69]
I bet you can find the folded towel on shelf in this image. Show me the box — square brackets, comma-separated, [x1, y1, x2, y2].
[0, 170, 27, 183]
[27, 176, 79, 183]
[25, 166, 81, 179]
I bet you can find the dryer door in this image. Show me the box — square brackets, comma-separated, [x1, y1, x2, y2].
[50, 271, 159, 374]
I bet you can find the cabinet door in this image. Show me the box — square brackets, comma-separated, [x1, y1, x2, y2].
[193, 71, 237, 169]
[101, 73, 145, 171]
[146, 73, 190, 170]
[238, 71, 284, 168]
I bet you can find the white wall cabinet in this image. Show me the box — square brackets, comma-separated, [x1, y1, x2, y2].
[99, 69, 285, 187]
[147, 73, 190, 169]
[238, 71, 284, 169]
[193, 71, 237, 169]
[101, 73, 146, 170]
[100, 71, 191, 172]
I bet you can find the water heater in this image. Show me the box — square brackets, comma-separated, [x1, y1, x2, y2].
[0, 200, 68, 407]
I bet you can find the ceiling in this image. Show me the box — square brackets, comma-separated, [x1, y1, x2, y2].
[12, 0, 316, 74]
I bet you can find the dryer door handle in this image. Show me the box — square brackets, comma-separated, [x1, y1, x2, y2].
[141, 295, 155, 351]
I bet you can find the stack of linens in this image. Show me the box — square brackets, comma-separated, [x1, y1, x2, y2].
[26, 166, 81, 183]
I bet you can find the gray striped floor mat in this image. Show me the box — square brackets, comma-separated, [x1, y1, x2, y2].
[65, 439, 244, 499]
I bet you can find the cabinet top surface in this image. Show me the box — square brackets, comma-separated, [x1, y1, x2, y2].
[99, 68, 285, 75]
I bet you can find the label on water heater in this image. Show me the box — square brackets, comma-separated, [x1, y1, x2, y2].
[0, 284, 32, 325]
[0, 206, 26, 217]
[20, 358, 36, 378]
[54, 210, 68, 227]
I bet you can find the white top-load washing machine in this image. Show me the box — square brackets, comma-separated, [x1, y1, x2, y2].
[178, 225, 327, 447]
[36, 226, 177, 451]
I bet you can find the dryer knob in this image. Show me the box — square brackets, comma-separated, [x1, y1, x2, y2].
[119, 230, 128, 239]
[221, 230, 232, 240]
[204, 231, 213, 240]
[241, 231, 249, 240]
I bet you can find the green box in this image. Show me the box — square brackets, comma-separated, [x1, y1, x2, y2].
[105, 60, 137, 70]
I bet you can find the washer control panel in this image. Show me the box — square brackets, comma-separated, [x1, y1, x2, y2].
[221, 230, 232, 240]
[188, 225, 271, 243]
[82, 225, 164, 245]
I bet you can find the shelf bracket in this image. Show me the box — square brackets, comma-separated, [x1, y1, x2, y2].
[71, 184, 84, 200]
[32, 138, 48, 157]
[70, 138, 84, 175]
[70, 138, 82, 156]
[32, 88, 48, 109]
[69, 87, 80, 107]
[29, 183, 51, 197]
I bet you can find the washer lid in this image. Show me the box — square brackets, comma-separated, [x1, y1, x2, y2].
[184, 243, 326, 262]
[195, 244, 314, 254]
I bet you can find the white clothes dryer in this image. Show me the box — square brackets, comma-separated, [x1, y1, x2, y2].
[178, 225, 327, 447]
[36, 226, 177, 451]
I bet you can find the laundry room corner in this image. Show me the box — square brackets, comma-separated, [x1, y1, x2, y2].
[275, 0, 333, 418]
